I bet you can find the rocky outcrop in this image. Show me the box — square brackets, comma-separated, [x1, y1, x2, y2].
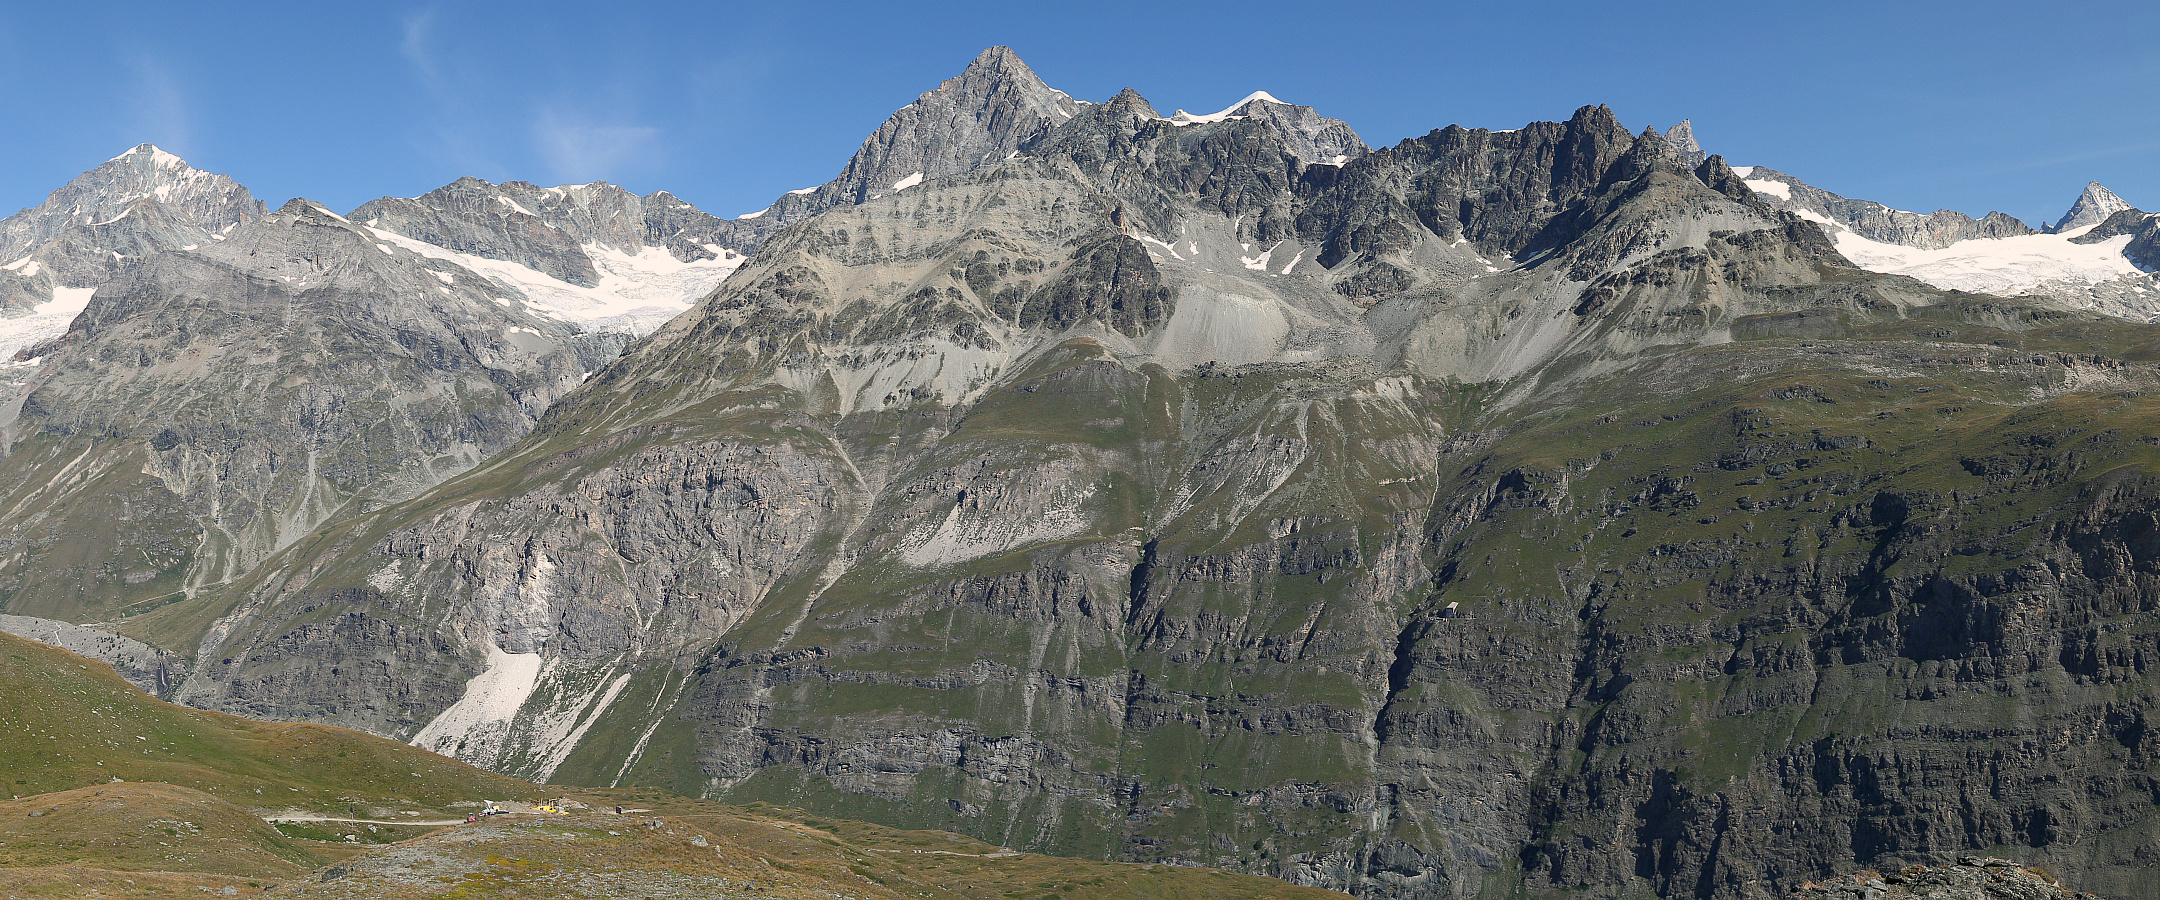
[1659, 120, 1708, 168]
[351, 177, 605, 286]
[0, 613, 188, 696]
[720, 45, 1083, 241]
[1795, 857, 2103, 900]
[1211, 93, 1370, 165]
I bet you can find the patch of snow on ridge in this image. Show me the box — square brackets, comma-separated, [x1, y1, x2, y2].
[1834, 229, 2145, 296]
[1743, 179, 1791, 200]
[408, 642, 544, 761]
[0, 286, 96, 366]
[891, 172, 924, 192]
[737, 207, 769, 220]
[1728, 166, 1755, 178]
[366, 227, 742, 335]
[1167, 90, 1282, 126]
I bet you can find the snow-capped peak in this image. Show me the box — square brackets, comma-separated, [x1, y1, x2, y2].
[2054, 181, 2133, 233]
[1168, 90, 1286, 126]
[107, 143, 188, 169]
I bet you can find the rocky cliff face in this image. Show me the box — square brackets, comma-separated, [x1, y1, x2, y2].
[0, 613, 189, 696]
[1659, 120, 1708, 169]
[162, 77, 2160, 900]
[1168, 92, 1370, 166]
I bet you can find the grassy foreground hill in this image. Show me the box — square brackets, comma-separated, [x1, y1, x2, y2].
[0, 630, 538, 812]
[2, 632, 1335, 898]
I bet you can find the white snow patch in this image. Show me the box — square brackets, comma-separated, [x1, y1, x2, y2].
[367, 227, 742, 335]
[736, 207, 769, 220]
[1834, 229, 2146, 296]
[1137, 234, 1185, 261]
[0, 286, 96, 367]
[1729, 166, 1756, 178]
[432, 271, 455, 285]
[110, 145, 187, 168]
[1167, 90, 1282, 126]
[1743, 179, 1792, 201]
[891, 172, 924, 192]
[1, 257, 38, 275]
[786, 187, 817, 196]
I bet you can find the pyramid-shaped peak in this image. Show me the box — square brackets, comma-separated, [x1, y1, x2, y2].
[1104, 87, 1160, 118]
[271, 198, 351, 223]
[2054, 181, 2132, 233]
[966, 46, 1026, 71]
[0, 143, 264, 259]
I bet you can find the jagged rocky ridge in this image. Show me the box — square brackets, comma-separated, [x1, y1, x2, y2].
[1713, 162, 2158, 318]
[1724, 165, 2036, 249]
[350, 176, 748, 335]
[158, 55, 2160, 900]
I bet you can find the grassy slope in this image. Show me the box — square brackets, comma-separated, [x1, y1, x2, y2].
[0, 783, 329, 877]
[0, 630, 538, 812]
[253, 798, 1340, 900]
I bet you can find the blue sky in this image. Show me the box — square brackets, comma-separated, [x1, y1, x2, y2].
[2, 1, 2154, 228]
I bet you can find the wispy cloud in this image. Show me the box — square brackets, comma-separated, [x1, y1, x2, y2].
[1956, 141, 2160, 178]
[123, 56, 191, 154]
[394, 6, 505, 179]
[532, 108, 658, 184]
[401, 8, 440, 90]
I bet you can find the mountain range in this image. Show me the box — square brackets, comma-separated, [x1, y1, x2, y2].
[4, 45, 2159, 900]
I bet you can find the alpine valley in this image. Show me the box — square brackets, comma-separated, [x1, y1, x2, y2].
[6, 46, 2160, 900]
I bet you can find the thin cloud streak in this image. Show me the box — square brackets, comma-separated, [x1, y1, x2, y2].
[401, 8, 440, 92]
[123, 56, 191, 155]
[531, 107, 658, 185]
